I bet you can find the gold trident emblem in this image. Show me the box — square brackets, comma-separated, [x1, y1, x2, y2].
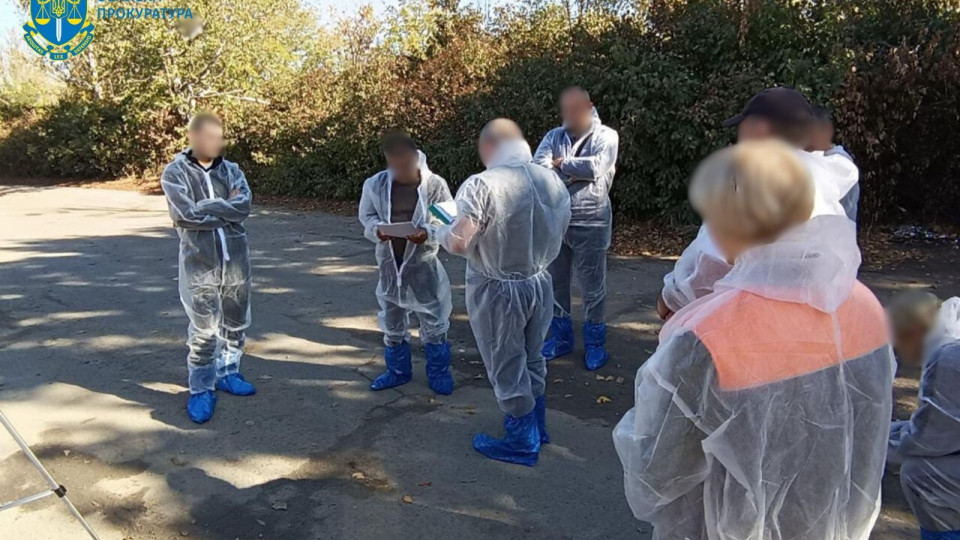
[36, 0, 81, 41]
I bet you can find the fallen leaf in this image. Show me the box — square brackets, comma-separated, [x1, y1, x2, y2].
[401, 495, 414, 504]
[271, 501, 288, 511]
[552, 378, 564, 384]
[351, 472, 366, 480]
[257, 375, 272, 381]
[563, 394, 573, 398]
[596, 395, 612, 404]
[255, 519, 266, 526]
[244, 420, 256, 427]
[616, 377, 625, 384]
[63, 449, 71, 457]
[605, 375, 615, 382]
[595, 374, 605, 381]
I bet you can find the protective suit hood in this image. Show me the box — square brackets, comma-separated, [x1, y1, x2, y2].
[489, 139, 533, 168]
[713, 215, 860, 313]
[387, 150, 434, 186]
[927, 297, 960, 354]
[798, 150, 859, 218]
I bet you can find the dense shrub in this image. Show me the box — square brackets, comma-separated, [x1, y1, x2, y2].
[1, 0, 958, 225]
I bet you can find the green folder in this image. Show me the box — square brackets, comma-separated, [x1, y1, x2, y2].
[429, 201, 458, 225]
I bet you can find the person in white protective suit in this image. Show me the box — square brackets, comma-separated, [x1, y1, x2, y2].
[614, 140, 894, 540]
[358, 132, 455, 395]
[160, 112, 256, 424]
[887, 292, 960, 540]
[658, 87, 860, 319]
[808, 105, 859, 221]
[437, 119, 570, 466]
[534, 86, 619, 370]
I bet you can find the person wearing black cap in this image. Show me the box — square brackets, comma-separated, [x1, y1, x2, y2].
[720, 86, 818, 145]
[657, 87, 860, 320]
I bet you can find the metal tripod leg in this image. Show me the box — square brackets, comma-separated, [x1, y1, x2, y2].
[0, 410, 102, 540]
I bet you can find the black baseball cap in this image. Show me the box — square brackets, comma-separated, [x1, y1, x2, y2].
[721, 87, 814, 128]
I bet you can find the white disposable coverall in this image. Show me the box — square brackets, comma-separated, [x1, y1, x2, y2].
[161, 150, 253, 394]
[358, 151, 453, 346]
[888, 297, 960, 532]
[661, 149, 860, 312]
[534, 108, 618, 322]
[615, 215, 894, 540]
[437, 139, 571, 417]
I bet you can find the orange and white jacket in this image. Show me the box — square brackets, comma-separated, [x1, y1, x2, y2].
[615, 215, 894, 540]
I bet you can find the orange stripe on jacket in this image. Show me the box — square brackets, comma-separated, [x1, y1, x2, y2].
[693, 282, 889, 391]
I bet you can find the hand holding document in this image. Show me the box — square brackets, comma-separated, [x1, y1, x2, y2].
[377, 222, 419, 238]
[429, 201, 458, 225]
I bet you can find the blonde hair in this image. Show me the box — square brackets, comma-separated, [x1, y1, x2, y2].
[690, 140, 814, 242]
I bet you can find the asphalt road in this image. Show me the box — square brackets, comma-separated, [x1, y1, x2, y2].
[1, 185, 954, 539]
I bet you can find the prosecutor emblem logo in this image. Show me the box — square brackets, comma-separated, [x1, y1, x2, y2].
[23, 0, 95, 61]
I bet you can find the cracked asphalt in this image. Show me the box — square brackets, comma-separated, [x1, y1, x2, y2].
[1, 185, 954, 539]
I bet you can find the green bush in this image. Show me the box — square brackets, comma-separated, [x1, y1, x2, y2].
[1, 0, 958, 225]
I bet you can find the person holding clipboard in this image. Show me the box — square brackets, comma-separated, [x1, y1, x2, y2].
[358, 131, 456, 395]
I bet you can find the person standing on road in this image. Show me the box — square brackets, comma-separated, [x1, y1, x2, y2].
[534, 86, 619, 371]
[437, 119, 570, 466]
[615, 140, 893, 539]
[358, 132, 455, 395]
[160, 112, 256, 424]
[887, 292, 960, 539]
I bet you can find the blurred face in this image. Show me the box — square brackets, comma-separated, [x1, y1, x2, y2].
[807, 122, 835, 152]
[560, 91, 594, 135]
[478, 137, 497, 167]
[385, 149, 419, 183]
[708, 227, 753, 265]
[737, 116, 772, 142]
[893, 324, 929, 368]
[188, 122, 225, 160]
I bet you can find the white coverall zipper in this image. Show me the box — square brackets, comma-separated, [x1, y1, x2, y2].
[202, 169, 231, 263]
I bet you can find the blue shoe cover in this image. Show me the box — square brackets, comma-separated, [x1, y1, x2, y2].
[542, 317, 574, 360]
[534, 395, 550, 444]
[187, 391, 216, 424]
[216, 373, 257, 396]
[922, 530, 960, 540]
[371, 341, 412, 391]
[583, 321, 609, 371]
[425, 341, 454, 395]
[473, 410, 540, 467]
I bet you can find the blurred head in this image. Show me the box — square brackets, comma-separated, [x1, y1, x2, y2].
[888, 291, 942, 367]
[380, 131, 420, 183]
[478, 118, 524, 167]
[690, 140, 815, 263]
[723, 87, 814, 148]
[807, 105, 835, 152]
[559, 86, 594, 135]
[187, 112, 224, 160]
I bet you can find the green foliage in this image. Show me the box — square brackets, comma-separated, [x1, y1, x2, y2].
[1, 0, 958, 224]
